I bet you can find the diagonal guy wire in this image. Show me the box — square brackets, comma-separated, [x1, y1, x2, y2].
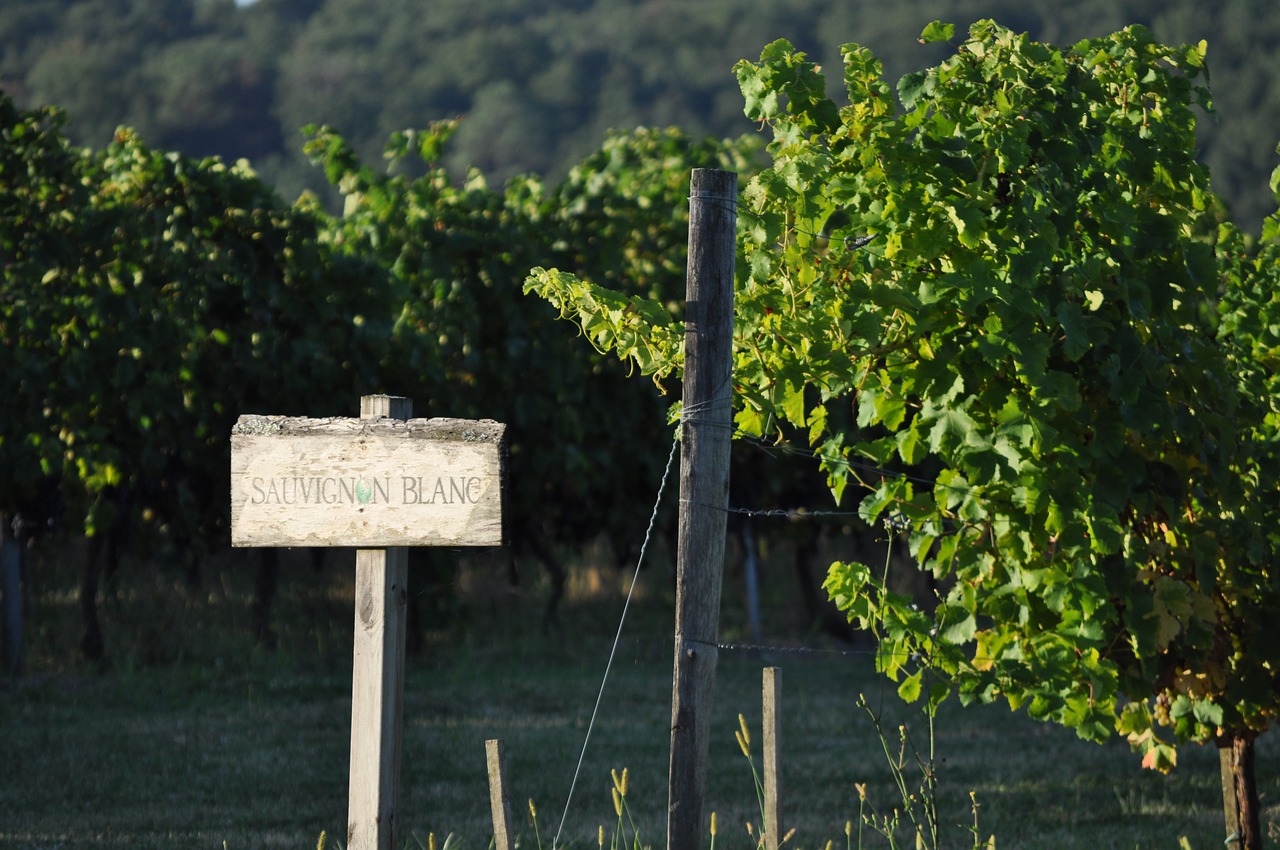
[552, 430, 680, 850]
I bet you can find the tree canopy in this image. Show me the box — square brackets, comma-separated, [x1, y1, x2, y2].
[3, 0, 1279, 227]
[527, 20, 1280, 847]
[0, 94, 389, 547]
[0, 89, 753, 619]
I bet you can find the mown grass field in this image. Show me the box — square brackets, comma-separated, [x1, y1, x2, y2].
[1, 537, 1277, 849]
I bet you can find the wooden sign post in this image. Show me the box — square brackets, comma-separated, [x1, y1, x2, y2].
[231, 395, 506, 850]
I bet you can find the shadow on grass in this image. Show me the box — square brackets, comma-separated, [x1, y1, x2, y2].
[3, 535, 1277, 849]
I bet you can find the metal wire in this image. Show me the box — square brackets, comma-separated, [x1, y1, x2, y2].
[552, 430, 680, 850]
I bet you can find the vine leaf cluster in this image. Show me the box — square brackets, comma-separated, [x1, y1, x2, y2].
[526, 21, 1280, 811]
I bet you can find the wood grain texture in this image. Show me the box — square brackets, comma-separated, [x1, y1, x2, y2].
[347, 395, 411, 850]
[667, 168, 737, 850]
[486, 739, 515, 850]
[347, 546, 408, 850]
[763, 667, 781, 850]
[230, 416, 506, 547]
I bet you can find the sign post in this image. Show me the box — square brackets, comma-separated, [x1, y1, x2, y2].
[231, 395, 506, 850]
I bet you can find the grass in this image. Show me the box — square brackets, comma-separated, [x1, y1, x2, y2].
[1, 534, 1277, 849]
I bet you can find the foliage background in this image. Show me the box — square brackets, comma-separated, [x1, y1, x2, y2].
[524, 18, 1280, 845]
[3, 4, 1280, 847]
[3, 0, 1279, 227]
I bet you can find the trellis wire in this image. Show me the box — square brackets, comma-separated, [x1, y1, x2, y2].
[552, 428, 680, 850]
[689, 194, 883, 256]
[680, 414, 983, 498]
[551, 393, 1008, 845]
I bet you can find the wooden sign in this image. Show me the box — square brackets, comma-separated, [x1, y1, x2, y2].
[230, 414, 506, 548]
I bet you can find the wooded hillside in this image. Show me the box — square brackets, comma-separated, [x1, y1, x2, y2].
[3, 0, 1278, 228]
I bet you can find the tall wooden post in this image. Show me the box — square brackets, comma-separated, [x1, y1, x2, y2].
[347, 394, 412, 850]
[667, 168, 737, 850]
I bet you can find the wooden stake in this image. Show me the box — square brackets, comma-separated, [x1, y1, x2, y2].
[667, 168, 737, 850]
[486, 739, 516, 850]
[1219, 735, 1262, 850]
[347, 395, 412, 850]
[763, 668, 781, 850]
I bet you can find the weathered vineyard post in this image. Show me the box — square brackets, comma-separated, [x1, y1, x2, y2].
[667, 167, 737, 850]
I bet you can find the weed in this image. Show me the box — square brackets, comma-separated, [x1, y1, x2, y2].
[529, 799, 544, 850]
[734, 708, 799, 850]
[843, 693, 994, 850]
[603, 767, 644, 850]
[736, 713, 768, 833]
[408, 832, 456, 850]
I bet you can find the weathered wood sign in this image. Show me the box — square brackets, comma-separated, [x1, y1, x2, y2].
[230, 395, 507, 850]
[230, 414, 506, 548]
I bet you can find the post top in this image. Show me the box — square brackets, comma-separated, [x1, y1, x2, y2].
[231, 414, 505, 444]
[361, 394, 413, 420]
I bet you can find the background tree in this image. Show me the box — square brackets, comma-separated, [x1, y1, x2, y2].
[0, 93, 390, 659]
[304, 121, 758, 627]
[1212, 180, 1280, 849]
[527, 22, 1278, 848]
[1, 90, 760, 655]
[5, 0, 1278, 225]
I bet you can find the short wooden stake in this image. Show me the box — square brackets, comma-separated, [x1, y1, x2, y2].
[486, 739, 516, 850]
[763, 667, 781, 850]
[347, 395, 412, 850]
